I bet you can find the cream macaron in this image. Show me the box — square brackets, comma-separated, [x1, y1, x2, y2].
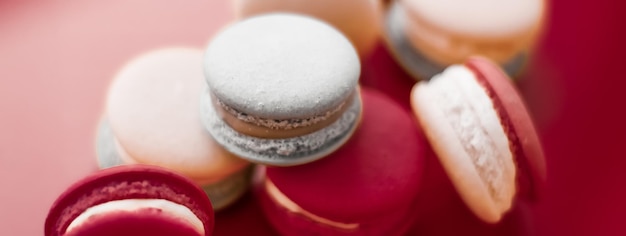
[233, 0, 382, 58]
[410, 57, 546, 223]
[383, 0, 546, 80]
[202, 14, 361, 166]
[95, 47, 252, 211]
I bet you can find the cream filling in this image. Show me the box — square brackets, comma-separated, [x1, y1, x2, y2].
[429, 65, 515, 210]
[265, 178, 359, 231]
[66, 199, 204, 235]
[215, 94, 349, 130]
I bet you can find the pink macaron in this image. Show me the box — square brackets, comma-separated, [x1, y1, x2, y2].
[44, 165, 215, 236]
[257, 87, 426, 235]
[410, 56, 546, 223]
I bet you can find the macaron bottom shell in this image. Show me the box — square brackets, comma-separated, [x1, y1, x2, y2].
[254, 175, 418, 236]
[95, 120, 252, 211]
[200, 88, 362, 167]
[383, 2, 526, 81]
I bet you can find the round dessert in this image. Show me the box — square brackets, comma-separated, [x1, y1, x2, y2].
[382, 0, 545, 80]
[44, 165, 215, 236]
[96, 47, 252, 211]
[257, 87, 426, 235]
[410, 56, 547, 223]
[234, 0, 382, 58]
[202, 14, 361, 166]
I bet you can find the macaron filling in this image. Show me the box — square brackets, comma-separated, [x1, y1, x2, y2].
[200, 87, 362, 166]
[427, 65, 515, 209]
[264, 178, 359, 231]
[466, 62, 534, 198]
[211, 91, 357, 139]
[52, 179, 210, 236]
[66, 199, 204, 235]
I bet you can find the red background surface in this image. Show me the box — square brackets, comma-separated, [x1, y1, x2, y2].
[0, 0, 625, 235]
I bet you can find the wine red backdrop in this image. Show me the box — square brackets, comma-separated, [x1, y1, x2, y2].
[0, 0, 624, 235]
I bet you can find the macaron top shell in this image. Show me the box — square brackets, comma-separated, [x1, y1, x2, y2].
[401, 0, 544, 37]
[45, 165, 215, 236]
[204, 14, 360, 120]
[266, 87, 426, 222]
[105, 48, 248, 183]
[465, 56, 546, 200]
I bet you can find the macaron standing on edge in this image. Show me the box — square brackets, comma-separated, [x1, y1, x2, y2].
[410, 56, 546, 223]
[234, 0, 383, 58]
[382, 0, 546, 80]
[202, 14, 362, 166]
[44, 165, 215, 236]
[258, 87, 427, 235]
[95, 47, 252, 211]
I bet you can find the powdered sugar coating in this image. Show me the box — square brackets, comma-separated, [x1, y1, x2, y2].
[200, 88, 361, 166]
[204, 14, 360, 120]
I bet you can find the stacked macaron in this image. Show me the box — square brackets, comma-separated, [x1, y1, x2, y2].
[202, 14, 427, 235]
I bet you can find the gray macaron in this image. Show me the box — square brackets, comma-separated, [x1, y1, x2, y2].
[201, 14, 362, 166]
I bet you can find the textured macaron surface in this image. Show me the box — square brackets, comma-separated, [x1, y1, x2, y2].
[266, 87, 426, 222]
[204, 14, 360, 120]
[45, 165, 214, 236]
[105, 48, 247, 181]
[401, 0, 543, 37]
[465, 57, 546, 200]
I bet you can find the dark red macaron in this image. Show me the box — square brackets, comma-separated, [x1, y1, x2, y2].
[45, 165, 215, 236]
[410, 56, 546, 223]
[260, 87, 427, 235]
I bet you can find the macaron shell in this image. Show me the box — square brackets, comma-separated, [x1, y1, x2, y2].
[266, 87, 426, 222]
[65, 209, 203, 236]
[234, 0, 382, 58]
[410, 83, 506, 223]
[105, 48, 248, 182]
[465, 56, 547, 200]
[203, 14, 360, 120]
[45, 165, 215, 236]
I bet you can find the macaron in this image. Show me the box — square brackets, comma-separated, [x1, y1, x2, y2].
[410, 56, 546, 223]
[202, 14, 361, 166]
[257, 87, 426, 235]
[382, 0, 545, 80]
[96, 47, 252, 211]
[234, 0, 382, 58]
[44, 165, 214, 236]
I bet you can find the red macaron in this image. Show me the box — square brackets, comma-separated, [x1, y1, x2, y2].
[410, 56, 546, 223]
[258, 87, 427, 235]
[45, 165, 215, 236]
